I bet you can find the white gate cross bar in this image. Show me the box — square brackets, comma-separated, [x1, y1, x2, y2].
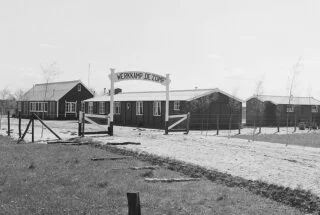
[85, 116, 109, 131]
[168, 114, 188, 130]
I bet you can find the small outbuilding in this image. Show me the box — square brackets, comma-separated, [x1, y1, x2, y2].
[0, 98, 17, 116]
[83, 88, 242, 130]
[246, 95, 320, 126]
[19, 80, 94, 120]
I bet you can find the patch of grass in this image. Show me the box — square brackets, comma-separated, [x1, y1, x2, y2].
[27, 162, 36, 170]
[236, 133, 320, 148]
[0, 175, 7, 186]
[0, 135, 304, 214]
[99, 144, 320, 214]
[140, 170, 154, 178]
[96, 181, 109, 188]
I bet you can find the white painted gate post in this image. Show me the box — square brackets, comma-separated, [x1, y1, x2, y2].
[165, 74, 170, 134]
[109, 68, 115, 136]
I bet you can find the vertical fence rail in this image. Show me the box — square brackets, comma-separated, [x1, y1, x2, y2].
[127, 193, 141, 215]
[7, 111, 10, 136]
[18, 112, 21, 138]
[31, 115, 34, 143]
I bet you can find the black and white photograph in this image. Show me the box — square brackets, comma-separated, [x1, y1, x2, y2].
[0, 0, 320, 214]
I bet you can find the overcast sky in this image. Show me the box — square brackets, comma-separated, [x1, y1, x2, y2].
[1, 0, 320, 100]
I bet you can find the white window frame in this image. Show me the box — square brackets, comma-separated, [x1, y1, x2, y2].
[174, 101, 180, 111]
[136, 101, 143, 115]
[77, 84, 81, 92]
[24, 102, 28, 114]
[312, 105, 318, 113]
[81, 102, 85, 112]
[99, 101, 105, 114]
[153, 101, 161, 116]
[29, 102, 48, 112]
[65, 101, 77, 113]
[114, 102, 121, 115]
[88, 102, 93, 114]
[17, 102, 22, 112]
[286, 104, 294, 113]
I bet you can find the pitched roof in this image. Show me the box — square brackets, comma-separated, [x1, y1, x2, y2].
[248, 95, 320, 105]
[20, 80, 91, 101]
[84, 88, 242, 102]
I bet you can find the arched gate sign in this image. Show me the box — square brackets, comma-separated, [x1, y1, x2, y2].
[108, 69, 171, 136]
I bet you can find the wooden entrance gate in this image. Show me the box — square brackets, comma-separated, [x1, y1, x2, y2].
[78, 111, 110, 136]
[168, 112, 190, 134]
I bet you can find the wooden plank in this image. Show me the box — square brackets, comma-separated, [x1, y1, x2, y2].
[85, 113, 109, 119]
[168, 129, 187, 132]
[91, 156, 129, 161]
[129, 166, 159, 170]
[83, 131, 109, 135]
[169, 114, 187, 119]
[106, 142, 141, 145]
[33, 113, 61, 140]
[144, 177, 200, 183]
[127, 193, 141, 215]
[17, 119, 32, 144]
[47, 140, 74, 144]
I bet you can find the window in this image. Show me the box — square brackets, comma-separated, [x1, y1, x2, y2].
[286, 105, 294, 112]
[30, 102, 48, 112]
[174, 101, 180, 110]
[153, 101, 161, 116]
[136, 101, 143, 115]
[24, 102, 28, 114]
[65, 102, 77, 113]
[99, 102, 105, 114]
[88, 102, 93, 114]
[312, 105, 318, 113]
[114, 102, 121, 115]
[77, 84, 81, 92]
[127, 103, 131, 110]
[81, 102, 85, 112]
[17, 102, 22, 112]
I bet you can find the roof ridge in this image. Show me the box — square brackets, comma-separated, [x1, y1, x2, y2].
[258, 95, 314, 99]
[35, 80, 80, 86]
[120, 88, 218, 94]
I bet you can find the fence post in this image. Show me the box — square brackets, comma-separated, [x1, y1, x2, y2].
[216, 115, 219, 135]
[186, 112, 190, 134]
[127, 193, 141, 215]
[31, 114, 34, 143]
[238, 122, 241, 134]
[19, 112, 21, 138]
[7, 111, 10, 136]
[81, 112, 85, 137]
[78, 111, 82, 137]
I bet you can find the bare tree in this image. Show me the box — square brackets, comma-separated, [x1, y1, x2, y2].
[286, 58, 303, 144]
[0, 87, 12, 114]
[0, 87, 13, 129]
[40, 62, 60, 137]
[0, 87, 11, 100]
[251, 80, 264, 141]
[227, 89, 240, 139]
[14, 88, 25, 101]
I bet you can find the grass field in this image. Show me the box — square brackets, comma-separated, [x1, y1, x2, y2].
[235, 132, 320, 148]
[0, 136, 303, 215]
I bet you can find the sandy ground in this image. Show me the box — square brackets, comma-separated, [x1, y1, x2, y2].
[1, 116, 320, 197]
